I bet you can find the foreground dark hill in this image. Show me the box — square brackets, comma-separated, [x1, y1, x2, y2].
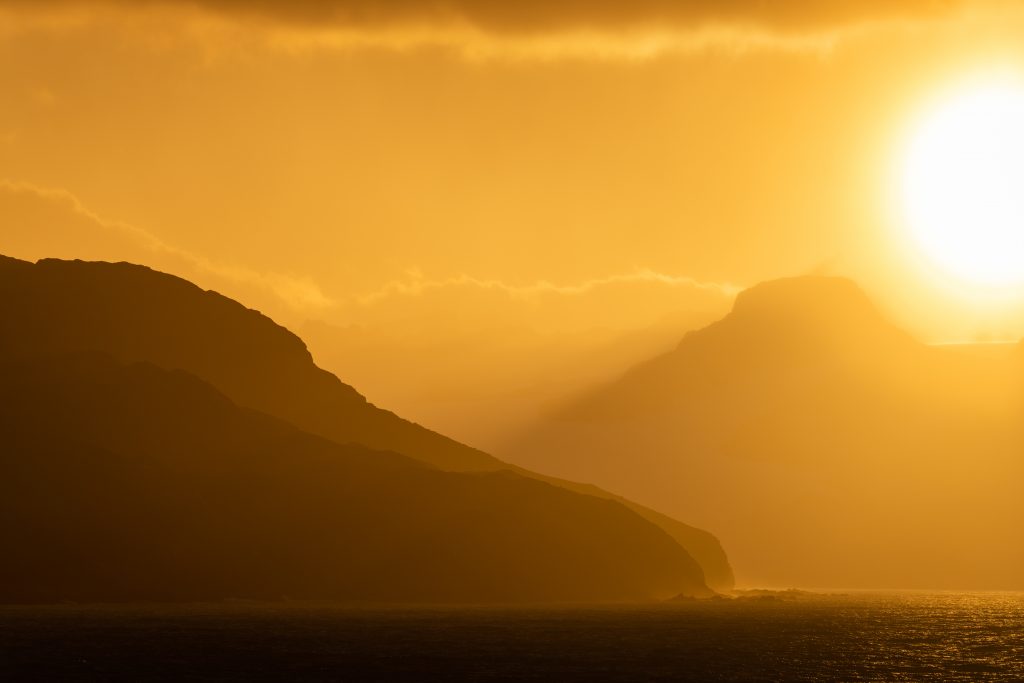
[0, 352, 710, 603]
[508, 277, 1024, 589]
[0, 255, 732, 591]
[0, 255, 493, 472]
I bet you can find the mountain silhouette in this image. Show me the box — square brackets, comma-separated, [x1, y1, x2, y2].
[0, 351, 711, 602]
[0, 254, 731, 599]
[0, 254, 732, 591]
[508, 276, 1024, 589]
[0, 255, 496, 471]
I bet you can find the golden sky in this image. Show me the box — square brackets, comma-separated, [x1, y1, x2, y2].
[3, 0, 1024, 441]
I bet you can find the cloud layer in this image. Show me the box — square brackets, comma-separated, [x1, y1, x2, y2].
[0, 0, 972, 59]
[1, 180, 736, 337]
[358, 269, 738, 305]
[0, 181, 335, 313]
[2, 0, 962, 33]
[340, 268, 736, 339]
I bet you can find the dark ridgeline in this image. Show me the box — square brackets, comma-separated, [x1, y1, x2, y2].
[0, 254, 724, 602]
[510, 276, 1024, 589]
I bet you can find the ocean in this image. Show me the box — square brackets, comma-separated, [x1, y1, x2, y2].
[2, 593, 1022, 681]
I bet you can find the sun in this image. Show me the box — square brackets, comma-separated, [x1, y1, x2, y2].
[902, 79, 1024, 288]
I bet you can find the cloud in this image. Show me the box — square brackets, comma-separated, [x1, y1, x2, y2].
[358, 269, 738, 305]
[0, 180, 735, 335]
[0, 180, 335, 312]
[0, 0, 973, 58]
[14, 0, 963, 34]
[340, 267, 737, 339]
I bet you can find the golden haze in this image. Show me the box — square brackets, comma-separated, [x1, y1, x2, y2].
[2, 0, 1024, 590]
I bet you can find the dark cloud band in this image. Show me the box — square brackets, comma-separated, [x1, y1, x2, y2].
[2, 0, 966, 34]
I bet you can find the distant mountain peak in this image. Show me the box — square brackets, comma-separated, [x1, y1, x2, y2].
[678, 275, 911, 353]
[730, 276, 876, 321]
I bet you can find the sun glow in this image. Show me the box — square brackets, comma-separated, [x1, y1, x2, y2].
[902, 78, 1024, 288]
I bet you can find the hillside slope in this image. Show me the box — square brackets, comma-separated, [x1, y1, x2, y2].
[0, 352, 710, 603]
[0, 254, 733, 591]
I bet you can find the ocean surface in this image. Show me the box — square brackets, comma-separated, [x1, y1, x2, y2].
[2, 593, 1022, 681]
